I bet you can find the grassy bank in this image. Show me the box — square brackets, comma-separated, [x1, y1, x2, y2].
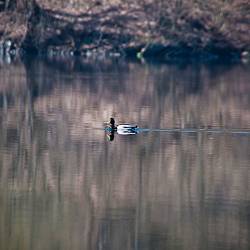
[0, 0, 249, 60]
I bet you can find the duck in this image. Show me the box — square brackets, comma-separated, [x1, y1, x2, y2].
[109, 117, 138, 131]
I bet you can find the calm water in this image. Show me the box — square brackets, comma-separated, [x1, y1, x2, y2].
[0, 57, 250, 250]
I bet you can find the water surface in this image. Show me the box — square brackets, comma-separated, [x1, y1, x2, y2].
[0, 57, 250, 250]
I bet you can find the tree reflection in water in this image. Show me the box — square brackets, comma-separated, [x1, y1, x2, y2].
[0, 58, 250, 250]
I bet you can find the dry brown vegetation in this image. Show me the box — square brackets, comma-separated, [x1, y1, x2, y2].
[0, 0, 249, 58]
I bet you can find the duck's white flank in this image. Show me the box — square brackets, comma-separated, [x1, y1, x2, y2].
[117, 124, 138, 130]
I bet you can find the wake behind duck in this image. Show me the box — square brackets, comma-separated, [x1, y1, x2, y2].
[105, 117, 250, 139]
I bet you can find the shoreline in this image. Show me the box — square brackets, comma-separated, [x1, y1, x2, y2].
[0, 0, 249, 62]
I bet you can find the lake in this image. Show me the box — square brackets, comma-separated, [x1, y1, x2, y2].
[0, 56, 250, 250]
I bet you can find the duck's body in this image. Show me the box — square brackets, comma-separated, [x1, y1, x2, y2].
[117, 124, 138, 130]
[108, 118, 138, 134]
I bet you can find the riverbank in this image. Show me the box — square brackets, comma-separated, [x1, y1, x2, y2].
[0, 0, 249, 61]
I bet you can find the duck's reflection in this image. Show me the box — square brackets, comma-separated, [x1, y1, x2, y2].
[106, 128, 138, 141]
[106, 130, 115, 141]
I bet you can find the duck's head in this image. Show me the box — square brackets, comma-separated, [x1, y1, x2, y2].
[110, 117, 115, 128]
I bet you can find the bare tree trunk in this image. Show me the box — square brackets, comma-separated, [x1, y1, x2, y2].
[3, 0, 10, 10]
[3, 0, 34, 14]
[16, 0, 34, 11]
